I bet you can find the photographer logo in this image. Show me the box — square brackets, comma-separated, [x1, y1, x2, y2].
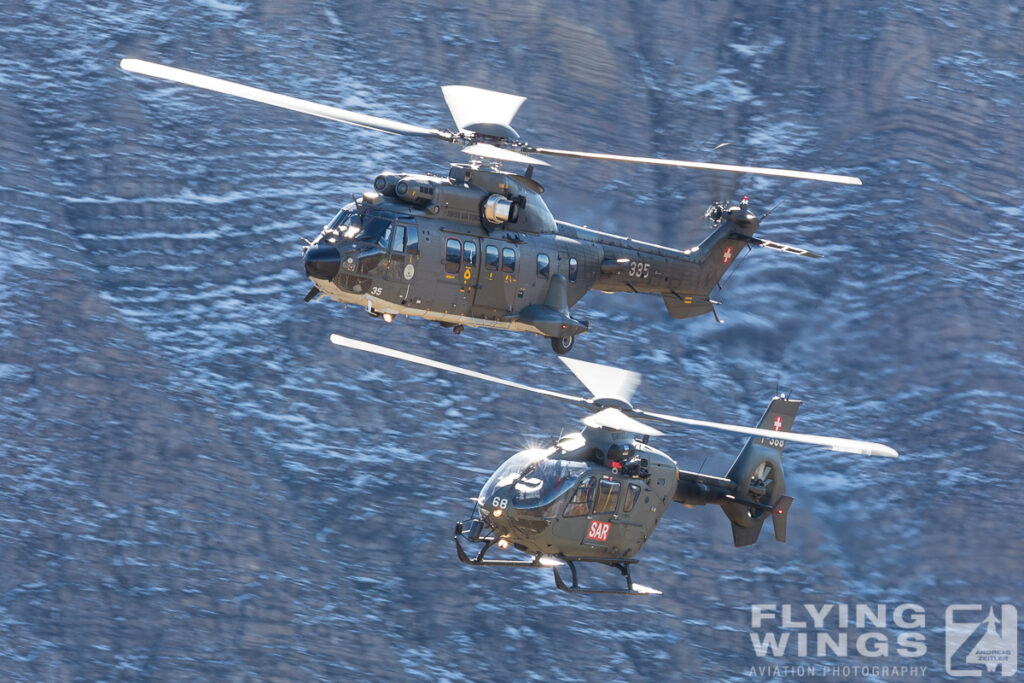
[945, 604, 1017, 677]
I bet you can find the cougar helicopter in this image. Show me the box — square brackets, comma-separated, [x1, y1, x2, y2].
[330, 334, 897, 596]
[121, 58, 862, 355]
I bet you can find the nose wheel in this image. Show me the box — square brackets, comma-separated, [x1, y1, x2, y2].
[551, 334, 575, 355]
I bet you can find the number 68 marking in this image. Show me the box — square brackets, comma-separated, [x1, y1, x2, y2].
[491, 497, 508, 509]
[628, 261, 650, 278]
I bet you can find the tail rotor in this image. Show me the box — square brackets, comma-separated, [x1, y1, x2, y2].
[719, 396, 798, 547]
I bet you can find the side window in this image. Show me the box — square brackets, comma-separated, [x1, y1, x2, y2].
[485, 245, 499, 270]
[378, 225, 392, 249]
[593, 480, 620, 514]
[464, 240, 478, 268]
[390, 225, 406, 252]
[569, 257, 578, 283]
[537, 253, 550, 279]
[623, 483, 641, 513]
[563, 476, 595, 517]
[405, 226, 419, 254]
[501, 247, 517, 273]
[445, 238, 462, 274]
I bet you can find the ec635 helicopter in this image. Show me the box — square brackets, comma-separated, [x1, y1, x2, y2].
[121, 59, 862, 355]
[329, 334, 897, 596]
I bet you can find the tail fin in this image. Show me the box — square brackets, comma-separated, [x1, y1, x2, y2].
[662, 201, 759, 320]
[726, 395, 802, 472]
[695, 202, 759, 292]
[721, 396, 801, 547]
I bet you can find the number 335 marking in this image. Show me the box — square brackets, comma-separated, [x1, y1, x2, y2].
[628, 261, 650, 278]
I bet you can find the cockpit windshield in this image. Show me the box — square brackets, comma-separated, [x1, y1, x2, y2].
[479, 448, 589, 511]
[327, 208, 393, 244]
[512, 459, 589, 509]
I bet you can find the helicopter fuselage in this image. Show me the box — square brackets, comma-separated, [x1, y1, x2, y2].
[470, 429, 679, 561]
[120, 58, 853, 355]
[303, 163, 761, 352]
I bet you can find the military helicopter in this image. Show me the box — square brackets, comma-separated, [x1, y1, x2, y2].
[329, 334, 897, 595]
[120, 59, 862, 355]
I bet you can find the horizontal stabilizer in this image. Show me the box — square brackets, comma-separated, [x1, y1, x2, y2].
[745, 236, 822, 258]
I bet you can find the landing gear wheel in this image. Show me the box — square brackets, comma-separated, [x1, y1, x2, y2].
[551, 334, 575, 355]
[453, 324, 464, 335]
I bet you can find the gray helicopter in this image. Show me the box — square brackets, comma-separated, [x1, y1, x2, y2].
[330, 334, 897, 596]
[121, 59, 861, 354]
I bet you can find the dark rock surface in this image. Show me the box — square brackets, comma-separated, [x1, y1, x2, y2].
[1, 1, 1022, 680]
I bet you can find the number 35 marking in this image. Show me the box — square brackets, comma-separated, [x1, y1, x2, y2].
[628, 261, 650, 278]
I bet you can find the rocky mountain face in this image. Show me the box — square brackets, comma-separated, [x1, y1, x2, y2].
[1, 1, 1022, 680]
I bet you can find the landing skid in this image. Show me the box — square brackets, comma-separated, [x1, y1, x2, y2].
[454, 519, 558, 568]
[454, 518, 659, 596]
[551, 557, 662, 596]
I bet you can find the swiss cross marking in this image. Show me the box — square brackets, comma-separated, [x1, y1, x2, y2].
[722, 246, 734, 264]
[773, 416, 783, 431]
[586, 520, 611, 542]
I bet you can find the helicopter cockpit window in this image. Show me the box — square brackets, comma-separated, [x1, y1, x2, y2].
[501, 247, 517, 273]
[623, 483, 642, 513]
[464, 240, 478, 268]
[445, 238, 462, 274]
[390, 225, 406, 252]
[485, 245, 499, 270]
[569, 257, 578, 283]
[377, 225, 392, 249]
[338, 212, 392, 242]
[537, 253, 550, 279]
[327, 208, 351, 230]
[510, 458, 588, 509]
[404, 226, 419, 254]
[564, 475, 596, 517]
[593, 480, 620, 514]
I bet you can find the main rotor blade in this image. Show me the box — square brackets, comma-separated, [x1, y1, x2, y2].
[582, 408, 663, 437]
[442, 85, 526, 135]
[529, 147, 862, 186]
[633, 409, 898, 457]
[330, 334, 590, 407]
[559, 356, 641, 405]
[461, 143, 549, 166]
[120, 59, 452, 140]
